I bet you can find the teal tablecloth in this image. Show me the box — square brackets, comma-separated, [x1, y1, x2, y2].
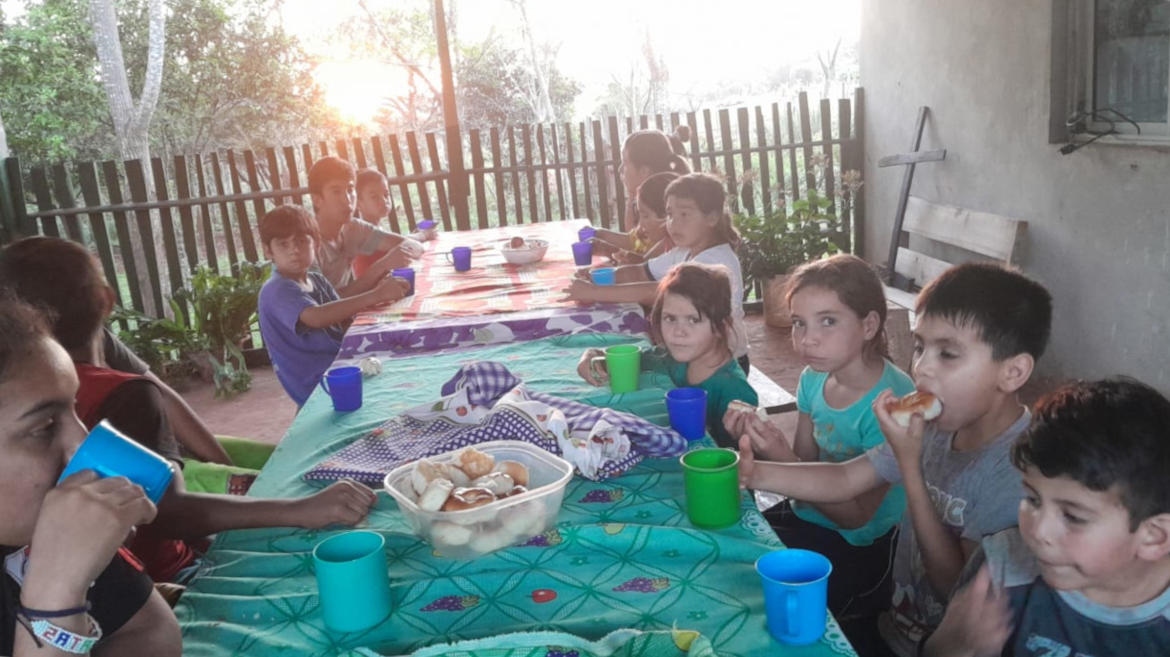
[175, 334, 857, 657]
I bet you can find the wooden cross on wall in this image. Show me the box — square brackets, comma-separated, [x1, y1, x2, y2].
[879, 106, 946, 290]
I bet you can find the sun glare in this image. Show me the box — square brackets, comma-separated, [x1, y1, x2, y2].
[315, 58, 398, 125]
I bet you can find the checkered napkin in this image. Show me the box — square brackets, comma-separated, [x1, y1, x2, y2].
[303, 361, 687, 485]
[441, 361, 685, 459]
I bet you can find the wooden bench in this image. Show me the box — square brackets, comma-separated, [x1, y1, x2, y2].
[883, 195, 1028, 370]
[748, 365, 797, 414]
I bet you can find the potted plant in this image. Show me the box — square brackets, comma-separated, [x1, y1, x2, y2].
[736, 161, 862, 327]
[171, 261, 271, 398]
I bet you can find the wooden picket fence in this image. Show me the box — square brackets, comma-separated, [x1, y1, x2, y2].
[0, 89, 865, 320]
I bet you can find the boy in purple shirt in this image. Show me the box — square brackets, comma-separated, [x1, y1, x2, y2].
[258, 205, 407, 407]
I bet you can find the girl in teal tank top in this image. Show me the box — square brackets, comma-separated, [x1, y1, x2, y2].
[723, 254, 913, 622]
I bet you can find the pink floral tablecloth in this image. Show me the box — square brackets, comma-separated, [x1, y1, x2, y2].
[341, 220, 648, 358]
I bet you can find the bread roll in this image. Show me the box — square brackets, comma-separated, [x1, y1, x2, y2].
[441, 486, 496, 512]
[886, 391, 943, 427]
[495, 460, 530, 487]
[457, 447, 495, 479]
[411, 459, 445, 496]
[417, 478, 454, 511]
[470, 472, 515, 496]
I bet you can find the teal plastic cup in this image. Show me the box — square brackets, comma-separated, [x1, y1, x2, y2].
[313, 531, 392, 633]
[756, 549, 832, 645]
[679, 448, 741, 528]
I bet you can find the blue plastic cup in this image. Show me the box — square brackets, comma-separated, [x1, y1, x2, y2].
[448, 246, 472, 271]
[756, 549, 833, 645]
[578, 226, 596, 242]
[320, 366, 362, 412]
[57, 420, 175, 503]
[590, 267, 616, 285]
[571, 240, 593, 266]
[313, 531, 393, 633]
[391, 267, 415, 296]
[666, 387, 708, 440]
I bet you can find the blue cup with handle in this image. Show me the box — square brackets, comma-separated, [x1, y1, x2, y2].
[446, 246, 472, 272]
[313, 531, 393, 633]
[391, 267, 415, 296]
[756, 549, 832, 645]
[666, 387, 708, 440]
[57, 420, 175, 504]
[320, 366, 362, 412]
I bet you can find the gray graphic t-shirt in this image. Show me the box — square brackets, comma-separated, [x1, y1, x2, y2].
[967, 527, 1170, 656]
[866, 409, 1030, 656]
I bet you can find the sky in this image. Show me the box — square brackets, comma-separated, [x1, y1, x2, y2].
[281, 0, 861, 122]
[0, 0, 861, 124]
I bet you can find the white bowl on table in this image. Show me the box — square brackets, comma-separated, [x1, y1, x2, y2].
[499, 238, 549, 265]
[382, 440, 573, 559]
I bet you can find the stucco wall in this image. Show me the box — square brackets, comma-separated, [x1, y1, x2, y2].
[860, 0, 1170, 392]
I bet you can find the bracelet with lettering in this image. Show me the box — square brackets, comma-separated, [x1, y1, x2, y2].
[16, 613, 103, 654]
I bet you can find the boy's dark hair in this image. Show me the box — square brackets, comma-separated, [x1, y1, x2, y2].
[0, 237, 106, 353]
[650, 262, 733, 348]
[1012, 377, 1170, 530]
[355, 168, 388, 195]
[307, 156, 355, 197]
[260, 204, 320, 247]
[664, 173, 741, 249]
[915, 262, 1052, 360]
[0, 291, 53, 385]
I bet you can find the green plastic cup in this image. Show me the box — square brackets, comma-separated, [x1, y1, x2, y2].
[313, 531, 392, 633]
[590, 344, 641, 393]
[680, 448, 742, 528]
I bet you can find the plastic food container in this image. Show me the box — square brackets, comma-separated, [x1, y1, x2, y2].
[500, 238, 549, 265]
[383, 441, 573, 559]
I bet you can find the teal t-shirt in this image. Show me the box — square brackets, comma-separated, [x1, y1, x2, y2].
[641, 347, 757, 448]
[791, 360, 915, 546]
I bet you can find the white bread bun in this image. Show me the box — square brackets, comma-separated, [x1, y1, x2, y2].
[457, 447, 496, 479]
[411, 459, 445, 496]
[470, 472, 515, 496]
[417, 477, 454, 511]
[887, 391, 943, 427]
[441, 486, 496, 512]
[494, 460, 530, 487]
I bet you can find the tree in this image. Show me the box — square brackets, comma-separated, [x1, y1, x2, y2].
[0, 0, 112, 165]
[593, 30, 670, 118]
[456, 34, 580, 129]
[88, 0, 165, 165]
[816, 39, 842, 100]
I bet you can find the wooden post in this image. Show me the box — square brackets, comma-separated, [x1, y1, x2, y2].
[433, 0, 470, 231]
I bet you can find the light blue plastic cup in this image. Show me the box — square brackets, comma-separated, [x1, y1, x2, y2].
[756, 549, 833, 645]
[590, 267, 616, 285]
[313, 531, 393, 633]
[57, 420, 175, 503]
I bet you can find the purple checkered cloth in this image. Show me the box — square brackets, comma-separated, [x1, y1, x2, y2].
[441, 361, 685, 458]
[303, 361, 687, 485]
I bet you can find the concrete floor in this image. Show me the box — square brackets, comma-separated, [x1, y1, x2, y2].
[180, 312, 1054, 446]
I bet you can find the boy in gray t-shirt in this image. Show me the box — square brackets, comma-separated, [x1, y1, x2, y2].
[738, 263, 1053, 656]
[925, 379, 1170, 657]
[867, 412, 1028, 653]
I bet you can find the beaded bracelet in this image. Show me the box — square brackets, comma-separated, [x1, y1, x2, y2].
[15, 610, 103, 654]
